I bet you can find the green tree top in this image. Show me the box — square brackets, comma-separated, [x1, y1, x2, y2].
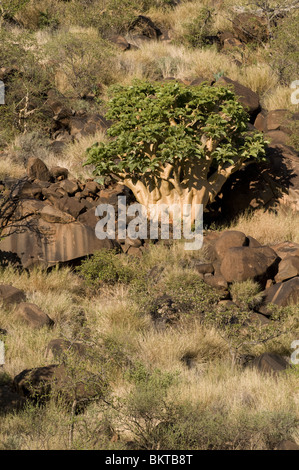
[85, 80, 267, 221]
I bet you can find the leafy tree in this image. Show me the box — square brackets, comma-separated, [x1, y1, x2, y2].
[85, 80, 267, 222]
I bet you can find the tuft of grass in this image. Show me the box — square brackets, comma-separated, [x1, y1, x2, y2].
[228, 208, 299, 245]
[230, 280, 264, 310]
[44, 129, 108, 181]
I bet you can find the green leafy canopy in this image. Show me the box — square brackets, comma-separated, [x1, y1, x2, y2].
[85, 80, 267, 178]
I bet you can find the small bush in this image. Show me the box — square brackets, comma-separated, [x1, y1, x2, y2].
[178, 6, 215, 48]
[107, 362, 298, 450]
[230, 280, 264, 310]
[147, 405, 298, 450]
[0, 30, 52, 146]
[269, 11, 299, 85]
[45, 29, 117, 98]
[76, 249, 137, 287]
[128, 266, 221, 329]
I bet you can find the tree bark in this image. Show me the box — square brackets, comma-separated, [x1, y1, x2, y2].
[121, 155, 250, 224]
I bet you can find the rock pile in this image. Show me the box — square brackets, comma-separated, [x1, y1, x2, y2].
[196, 230, 299, 314]
[0, 158, 154, 267]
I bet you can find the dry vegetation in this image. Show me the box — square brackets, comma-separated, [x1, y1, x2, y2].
[229, 208, 299, 245]
[0, 0, 299, 451]
[0, 242, 298, 450]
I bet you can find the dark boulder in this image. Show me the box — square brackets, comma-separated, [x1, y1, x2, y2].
[220, 246, 279, 285]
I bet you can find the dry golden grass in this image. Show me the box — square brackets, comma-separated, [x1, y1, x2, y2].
[137, 321, 228, 372]
[0, 155, 25, 180]
[262, 85, 299, 112]
[42, 130, 108, 181]
[229, 208, 299, 245]
[148, 0, 233, 39]
[117, 39, 293, 112]
[239, 64, 279, 95]
[172, 362, 299, 421]
[0, 240, 298, 449]
[118, 41, 239, 82]
[0, 266, 84, 376]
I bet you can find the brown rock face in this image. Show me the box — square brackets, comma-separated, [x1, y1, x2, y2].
[232, 13, 269, 43]
[68, 114, 111, 139]
[109, 35, 131, 51]
[81, 181, 101, 198]
[215, 230, 248, 258]
[248, 353, 290, 375]
[204, 273, 228, 290]
[40, 205, 75, 224]
[17, 199, 45, 218]
[271, 241, 299, 260]
[14, 303, 54, 329]
[222, 37, 244, 51]
[259, 277, 299, 314]
[47, 97, 72, 121]
[59, 180, 79, 196]
[266, 130, 290, 146]
[275, 256, 299, 283]
[50, 167, 69, 181]
[0, 220, 117, 268]
[76, 207, 97, 227]
[45, 339, 87, 361]
[0, 385, 26, 414]
[276, 440, 299, 450]
[52, 196, 85, 219]
[254, 109, 267, 132]
[128, 15, 163, 41]
[0, 285, 26, 306]
[17, 181, 42, 200]
[220, 246, 279, 285]
[214, 76, 260, 119]
[27, 158, 51, 182]
[13, 364, 104, 410]
[192, 262, 214, 275]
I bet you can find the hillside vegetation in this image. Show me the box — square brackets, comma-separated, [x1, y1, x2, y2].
[0, 0, 299, 451]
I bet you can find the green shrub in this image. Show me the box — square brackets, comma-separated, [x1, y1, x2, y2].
[45, 30, 117, 99]
[129, 267, 220, 324]
[230, 280, 264, 310]
[269, 11, 299, 85]
[146, 405, 298, 450]
[76, 249, 137, 287]
[179, 6, 215, 48]
[0, 31, 52, 147]
[204, 301, 294, 365]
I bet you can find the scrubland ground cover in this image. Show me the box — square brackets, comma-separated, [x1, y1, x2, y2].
[0, 0, 299, 450]
[0, 238, 298, 450]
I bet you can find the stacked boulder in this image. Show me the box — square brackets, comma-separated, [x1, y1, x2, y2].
[46, 90, 111, 154]
[197, 230, 299, 314]
[0, 158, 147, 268]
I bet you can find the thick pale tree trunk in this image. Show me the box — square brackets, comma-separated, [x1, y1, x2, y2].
[121, 154, 250, 224]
